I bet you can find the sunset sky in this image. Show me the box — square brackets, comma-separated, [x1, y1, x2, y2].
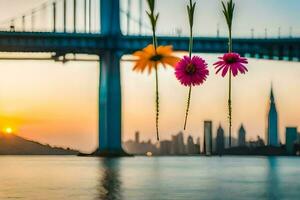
[0, 0, 299, 152]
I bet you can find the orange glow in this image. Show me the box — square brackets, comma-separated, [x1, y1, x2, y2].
[3, 127, 13, 134]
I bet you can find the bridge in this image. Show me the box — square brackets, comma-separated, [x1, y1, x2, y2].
[0, 0, 300, 156]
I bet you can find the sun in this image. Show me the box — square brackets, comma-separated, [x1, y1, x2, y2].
[4, 127, 13, 134]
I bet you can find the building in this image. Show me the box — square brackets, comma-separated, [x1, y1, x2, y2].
[123, 132, 158, 155]
[135, 131, 140, 144]
[238, 124, 246, 147]
[204, 121, 213, 156]
[267, 87, 279, 146]
[123, 139, 158, 155]
[171, 132, 185, 155]
[195, 137, 201, 154]
[187, 135, 195, 154]
[159, 140, 172, 155]
[286, 127, 298, 155]
[216, 125, 225, 154]
[249, 136, 265, 148]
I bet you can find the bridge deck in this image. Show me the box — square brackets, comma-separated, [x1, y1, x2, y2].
[0, 31, 299, 61]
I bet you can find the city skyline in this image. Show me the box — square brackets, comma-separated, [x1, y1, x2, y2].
[125, 85, 299, 144]
[124, 121, 300, 156]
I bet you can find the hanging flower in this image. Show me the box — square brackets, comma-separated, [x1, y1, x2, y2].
[131, 0, 181, 141]
[133, 44, 179, 74]
[213, 0, 249, 148]
[173, 0, 209, 130]
[175, 56, 209, 86]
[214, 53, 248, 77]
[132, 44, 179, 141]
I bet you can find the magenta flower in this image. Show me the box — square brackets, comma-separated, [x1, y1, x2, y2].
[175, 56, 209, 87]
[214, 53, 248, 77]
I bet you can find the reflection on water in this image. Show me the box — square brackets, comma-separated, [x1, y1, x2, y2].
[0, 156, 300, 200]
[97, 159, 122, 200]
[266, 157, 279, 200]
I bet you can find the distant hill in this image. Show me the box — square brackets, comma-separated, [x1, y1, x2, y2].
[0, 133, 78, 155]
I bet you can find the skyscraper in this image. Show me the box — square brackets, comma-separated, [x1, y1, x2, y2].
[285, 127, 297, 155]
[267, 87, 279, 146]
[216, 124, 225, 154]
[204, 121, 213, 156]
[135, 131, 140, 144]
[187, 135, 195, 154]
[159, 140, 172, 155]
[171, 132, 185, 155]
[195, 137, 201, 154]
[238, 124, 246, 147]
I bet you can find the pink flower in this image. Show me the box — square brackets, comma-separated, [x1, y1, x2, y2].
[214, 53, 248, 77]
[175, 56, 209, 87]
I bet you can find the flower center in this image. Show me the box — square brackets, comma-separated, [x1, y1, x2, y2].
[226, 57, 237, 64]
[150, 54, 163, 62]
[185, 63, 196, 75]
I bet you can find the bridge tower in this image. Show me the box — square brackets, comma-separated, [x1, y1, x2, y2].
[94, 0, 128, 156]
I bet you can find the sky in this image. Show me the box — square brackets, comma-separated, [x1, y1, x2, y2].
[0, 0, 299, 152]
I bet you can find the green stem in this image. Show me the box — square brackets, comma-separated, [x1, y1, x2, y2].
[229, 30, 232, 53]
[155, 64, 159, 141]
[183, 0, 194, 130]
[184, 86, 192, 130]
[152, 27, 157, 50]
[147, 0, 159, 140]
[228, 70, 232, 147]
[189, 26, 193, 58]
[152, 24, 159, 141]
[228, 29, 232, 147]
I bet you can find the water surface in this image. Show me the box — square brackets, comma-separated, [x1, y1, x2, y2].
[0, 156, 299, 200]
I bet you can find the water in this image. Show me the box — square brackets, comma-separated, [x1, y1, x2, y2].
[0, 156, 299, 200]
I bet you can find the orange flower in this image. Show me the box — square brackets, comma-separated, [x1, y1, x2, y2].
[133, 44, 180, 74]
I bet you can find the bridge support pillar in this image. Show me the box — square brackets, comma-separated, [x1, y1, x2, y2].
[92, 51, 129, 157]
[100, 0, 121, 36]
